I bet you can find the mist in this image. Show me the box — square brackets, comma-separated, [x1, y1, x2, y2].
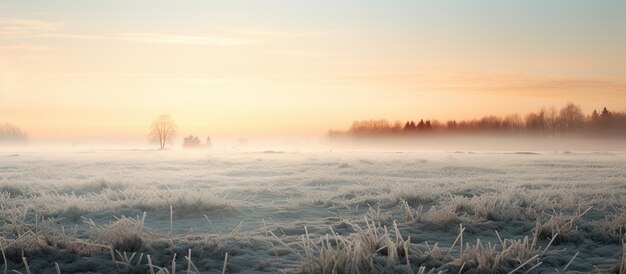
[326, 134, 626, 152]
[2, 1, 626, 273]
[2, 147, 626, 273]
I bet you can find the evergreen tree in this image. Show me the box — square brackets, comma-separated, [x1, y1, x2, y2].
[417, 119, 425, 130]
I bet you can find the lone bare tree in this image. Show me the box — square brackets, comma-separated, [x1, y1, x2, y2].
[148, 115, 177, 150]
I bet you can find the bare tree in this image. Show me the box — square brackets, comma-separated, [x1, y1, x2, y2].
[148, 115, 177, 150]
[525, 108, 545, 131]
[544, 106, 558, 135]
[502, 114, 523, 130]
[557, 102, 585, 131]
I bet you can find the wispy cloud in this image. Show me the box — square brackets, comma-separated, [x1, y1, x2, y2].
[489, 78, 626, 96]
[113, 32, 249, 46]
[0, 43, 52, 51]
[218, 27, 339, 38]
[271, 49, 326, 58]
[0, 18, 62, 53]
[0, 17, 333, 48]
[321, 71, 626, 98]
[35, 33, 107, 40]
[0, 18, 63, 36]
[30, 32, 250, 46]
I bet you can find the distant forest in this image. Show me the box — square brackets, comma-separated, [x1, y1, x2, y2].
[329, 103, 626, 137]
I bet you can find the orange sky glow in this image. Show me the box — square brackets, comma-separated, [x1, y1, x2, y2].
[1, 1, 625, 143]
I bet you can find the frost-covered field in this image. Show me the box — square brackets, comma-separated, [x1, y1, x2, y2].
[1, 149, 626, 273]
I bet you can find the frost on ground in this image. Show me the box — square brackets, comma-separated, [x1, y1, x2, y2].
[1, 150, 626, 273]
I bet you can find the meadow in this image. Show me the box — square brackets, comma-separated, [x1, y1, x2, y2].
[1, 149, 625, 273]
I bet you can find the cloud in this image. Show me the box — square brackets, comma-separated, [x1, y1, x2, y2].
[0, 17, 332, 48]
[0, 19, 61, 53]
[112, 32, 250, 46]
[0, 43, 52, 51]
[489, 78, 626, 96]
[216, 27, 289, 37]
[437, 73, 626, 96]
[0, 18, 63, 36]
[271, 49, 326, 58]
[4, 32, 249, 47]
[36, 33, 107, 40]
[319, 71, 626, 98]
[216, 27, 339, 38]
[31, 32, 250, 46]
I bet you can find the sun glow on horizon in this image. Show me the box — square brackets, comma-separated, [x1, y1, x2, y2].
[1, 1, 626, 143]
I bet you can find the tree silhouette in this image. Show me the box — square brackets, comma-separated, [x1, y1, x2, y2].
[557, 102, 584, 131]
[206, 136, 213, 149]
[148, 115, 177, 150]
[417, 119, 425, 130]
[591, 109, 599, 120]
[338, 102, 626, 137]
[0, 123, 27, 143]
[183, 135, 201, 148]
[447, 120, 457, 129]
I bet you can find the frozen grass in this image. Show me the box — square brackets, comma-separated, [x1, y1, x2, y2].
[616, 240, 626, 274]
[0, 150, 625, 273]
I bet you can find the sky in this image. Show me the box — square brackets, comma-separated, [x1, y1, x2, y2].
[1, 0, 625, 143]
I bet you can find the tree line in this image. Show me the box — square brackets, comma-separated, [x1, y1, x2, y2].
[331, 103, 626, 137]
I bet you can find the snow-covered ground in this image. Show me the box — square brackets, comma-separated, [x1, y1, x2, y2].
[1, 149, 625, 273]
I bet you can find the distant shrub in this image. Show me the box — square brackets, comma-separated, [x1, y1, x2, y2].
[112, 233, 144, 252]
[183, 135, 201, 148]
[0, 123, 27, 143]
